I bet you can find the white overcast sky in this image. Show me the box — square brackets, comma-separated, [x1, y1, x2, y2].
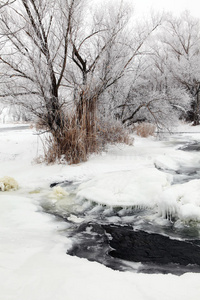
[94, 0, 200, 19]
[134, 0, 200, 17]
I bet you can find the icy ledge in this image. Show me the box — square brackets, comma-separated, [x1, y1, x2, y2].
[158, 179, 200, 222]
[77, 168, 172, 208]
[77, 168, 200, 222]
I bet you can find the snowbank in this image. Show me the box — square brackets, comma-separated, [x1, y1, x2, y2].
[1, 195, 200, 300]
[1, 123, 200, 300]
[77, 168, 172, 207]
[77, 167, 200, 222]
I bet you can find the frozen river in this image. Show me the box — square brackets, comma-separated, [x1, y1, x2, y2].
[41, 134, 200, 275]
[0, 125, 30, 132]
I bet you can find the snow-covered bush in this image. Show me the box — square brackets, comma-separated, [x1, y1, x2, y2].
[0, 176, 19, 191]
[0, 103, 34, 124]
[119, 87, 191, 131]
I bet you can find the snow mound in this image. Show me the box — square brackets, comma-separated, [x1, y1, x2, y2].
[0, 176, 19, 191]
[77, 167, 200, 222]
[77, 168, 172, 207]
[154, 155, 179, 171]
[158, 179, 200, 221]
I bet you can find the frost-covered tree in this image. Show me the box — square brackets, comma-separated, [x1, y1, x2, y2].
[113, 12, 199, 130]
[69, 3, 162, 127]
[162, 12, 200, 125]
[0, 0, 80, 138]
[6, 2, 195, 166]
[115, 67, 190, 130]
[108, 35, 190, 131]
[0, 0, 164, 162]
[0, 0, 15, 9]
[95, 15, 165, 125]
[0, 0, 129, 161]
[66, 1, 133, 155]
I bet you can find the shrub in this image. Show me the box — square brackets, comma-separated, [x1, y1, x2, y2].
[98, 118, 134, 148]
[38, 115, 133, 164]
[136, 122, 156, 138]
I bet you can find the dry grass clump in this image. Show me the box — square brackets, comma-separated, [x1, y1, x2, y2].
[136, 122, 156, 138]
[40, 116, 133, 165]
[42, 113, 97, 164]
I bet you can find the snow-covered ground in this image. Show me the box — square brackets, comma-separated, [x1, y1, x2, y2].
[1, 123, 200, 300]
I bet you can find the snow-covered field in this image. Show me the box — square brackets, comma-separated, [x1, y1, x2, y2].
[1, 123, 200, 300]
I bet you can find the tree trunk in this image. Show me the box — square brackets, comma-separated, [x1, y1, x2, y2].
[193, 90, 200, 126]
[76, 90, 97, 155]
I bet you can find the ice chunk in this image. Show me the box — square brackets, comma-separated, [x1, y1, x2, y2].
[154, 155, 179, 171]
[158, 179, 200, 222]
[179, 204, 200, 222]
[50, 186, 69, 199]
[158, 188, 179, 220]
[77, 168, 172, 207]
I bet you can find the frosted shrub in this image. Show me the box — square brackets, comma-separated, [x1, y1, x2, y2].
[0, 176, 19, 191]
[136, 123, 156, 138]
[98, 118, 134, 147]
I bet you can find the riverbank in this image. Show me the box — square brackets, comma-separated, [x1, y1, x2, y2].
[1, 122, 200, 300]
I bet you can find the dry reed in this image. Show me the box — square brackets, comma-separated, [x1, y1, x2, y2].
[36, 93, 133, 164]
[136, 122, 156, 137]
